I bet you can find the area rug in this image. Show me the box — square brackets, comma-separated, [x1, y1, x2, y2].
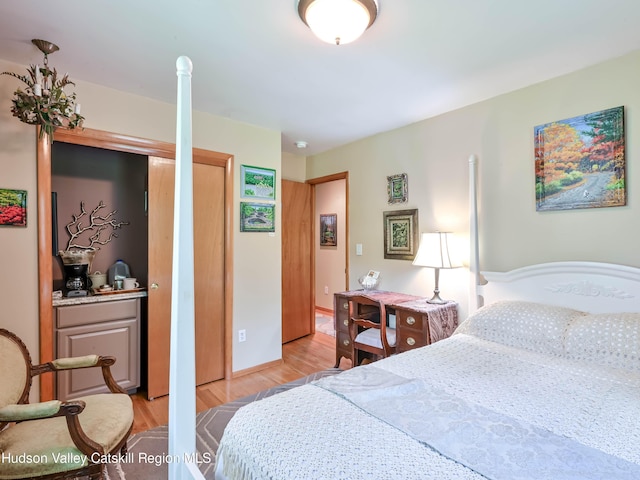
[315, 312, 335, 337]
[105, 368, 342, 479]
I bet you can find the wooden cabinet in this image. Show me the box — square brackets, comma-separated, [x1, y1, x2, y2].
[55, 298, 141, 400]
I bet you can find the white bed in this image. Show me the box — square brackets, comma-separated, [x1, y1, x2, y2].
[214, 155, 640, 479]
[214, 262, 640, 480]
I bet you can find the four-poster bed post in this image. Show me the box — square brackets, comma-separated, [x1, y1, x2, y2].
[168, 56, 205, 480]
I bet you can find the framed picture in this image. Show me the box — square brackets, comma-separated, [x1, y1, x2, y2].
[383, 209, 418, 260]
[0, 188, 27, 227]
[240, 202, 275, 232]
[534, 106, 625, 211]
[387, 173, 408, 204]
[240, 165, 276, 200]
[319, 213, 337, 246]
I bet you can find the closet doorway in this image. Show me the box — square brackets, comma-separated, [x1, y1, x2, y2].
[35, 128, 234, 401]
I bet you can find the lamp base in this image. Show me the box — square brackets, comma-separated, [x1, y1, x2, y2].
[426, 287, 447, 304]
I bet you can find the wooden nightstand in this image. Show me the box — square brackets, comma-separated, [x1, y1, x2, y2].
[390, 300, 458, 353]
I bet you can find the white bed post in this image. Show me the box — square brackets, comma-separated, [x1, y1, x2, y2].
[168, 56, 205, 480]
[469, 154, 481, 313]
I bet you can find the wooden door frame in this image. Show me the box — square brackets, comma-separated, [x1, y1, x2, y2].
[306, 171, 350, 300]
[36, 127, 234, 400]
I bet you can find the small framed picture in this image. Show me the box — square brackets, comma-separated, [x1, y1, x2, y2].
[240, 202, 275, 232]
[387, 173, 408, 204]
[383, 209, 418, 260]
[240, 165, 276, 200]
[319, 213, 337, 246]
[0, 188, 27, 227]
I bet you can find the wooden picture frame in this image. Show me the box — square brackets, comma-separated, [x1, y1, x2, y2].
[535, 106, 625, 211]
[383, 209, 418, 260]
[387, 173, 408, 204]
[240, 165, 276, 200]
[240, 202, 275, 232]
[319, 213, 337, 246]
[0, 188, 27, 227]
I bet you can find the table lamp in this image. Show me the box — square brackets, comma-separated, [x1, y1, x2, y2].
[412, 232, 462, 303]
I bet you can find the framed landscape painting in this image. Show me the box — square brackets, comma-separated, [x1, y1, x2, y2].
[383, 209, 418, 260]
[534, 106, 625, 211]
[387, 173, 408, 204]
[319, 213, 337, 246]
[0, 188, 27, 227]
[240, 165, 276, 200]
[240, 202, 275, 232]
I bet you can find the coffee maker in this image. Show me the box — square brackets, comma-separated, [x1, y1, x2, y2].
[63, 263, 90, 297]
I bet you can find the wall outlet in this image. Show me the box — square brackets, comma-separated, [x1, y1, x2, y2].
[238, 329, 246, 342]
[324, 285, 329, 295]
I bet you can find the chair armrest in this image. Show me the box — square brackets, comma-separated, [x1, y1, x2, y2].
[52, 354, 100, 370]
[33, 355, 127, 394]
[0, 400, 62, 422]
[0, 400, 103, 456]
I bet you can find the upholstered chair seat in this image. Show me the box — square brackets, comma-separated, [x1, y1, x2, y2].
[354, 326, 397, 350]
[348, 295, 397, 366]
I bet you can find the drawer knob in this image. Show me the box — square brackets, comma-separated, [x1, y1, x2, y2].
[406, 337, 416, 346]
[343, 302, 348, 310]
[343, 319, 349, 326]
[343, 339, 350, 346]
[150, 283, 159, 290]
[406, 316, 416, 326]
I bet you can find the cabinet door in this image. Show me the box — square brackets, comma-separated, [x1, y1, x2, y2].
[57, 317, 139, 400]
[147, 157, 225, 399]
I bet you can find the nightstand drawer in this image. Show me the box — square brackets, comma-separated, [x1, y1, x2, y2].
[336, 331, 352, 354]
[334, 295, 350, 334]
[397, 310, 428, 334]
[397, 329, 425, 352]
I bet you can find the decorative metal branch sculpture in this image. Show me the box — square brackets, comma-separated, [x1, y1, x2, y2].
[65, 201, 129, 251]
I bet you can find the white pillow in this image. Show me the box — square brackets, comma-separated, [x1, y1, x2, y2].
[564, 313, 640, 372]
[455, 300, 585, 355]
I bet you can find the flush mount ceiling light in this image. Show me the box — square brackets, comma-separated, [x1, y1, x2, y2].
[298, 0, 378, 45]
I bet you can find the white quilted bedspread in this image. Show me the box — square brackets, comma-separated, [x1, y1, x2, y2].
[215, 334, 640, 480]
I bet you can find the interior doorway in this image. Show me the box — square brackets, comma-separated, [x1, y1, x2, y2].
[308, 173, 349, 325]
[281, 172, 348, 345]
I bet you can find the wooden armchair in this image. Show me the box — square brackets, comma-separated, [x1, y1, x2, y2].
[348, 295, 397, 365]
[0, 328, 133, 479]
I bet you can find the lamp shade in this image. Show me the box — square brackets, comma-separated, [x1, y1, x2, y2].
[412, 232, 462, 269]
[298, 0, 378, 45]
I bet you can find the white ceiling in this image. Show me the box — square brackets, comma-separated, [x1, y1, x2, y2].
[1, 1, 640, 155]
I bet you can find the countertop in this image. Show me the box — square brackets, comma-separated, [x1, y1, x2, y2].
[53, 289, 148, 307]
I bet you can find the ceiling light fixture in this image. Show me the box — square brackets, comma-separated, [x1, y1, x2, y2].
[295, 140, 308, 149]
[298, 0, 378, 45]
[1, 39, 84, 142]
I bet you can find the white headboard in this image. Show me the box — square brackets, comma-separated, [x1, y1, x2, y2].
[468, 155, 640, 315]
[478, 261, 640, 313]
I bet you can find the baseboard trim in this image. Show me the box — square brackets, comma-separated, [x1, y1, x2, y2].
[232, 358, 284, 378]
[315, 306, 333, 315]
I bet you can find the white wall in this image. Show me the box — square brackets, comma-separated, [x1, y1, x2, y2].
[307, 50, 640, 323]
[0, 58, 282, 378]
[281, 151, 306, 182]
[315, 179, 346, 310]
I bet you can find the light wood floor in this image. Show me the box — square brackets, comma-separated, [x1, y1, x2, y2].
[130, 331, 350, 435]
